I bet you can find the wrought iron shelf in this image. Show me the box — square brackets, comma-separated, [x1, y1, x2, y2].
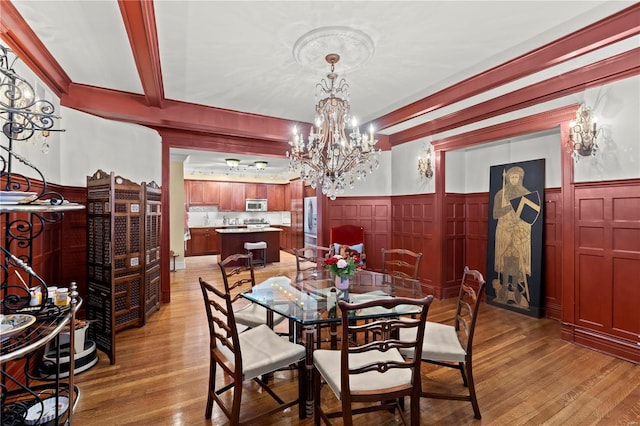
[0, 202, 85, 213]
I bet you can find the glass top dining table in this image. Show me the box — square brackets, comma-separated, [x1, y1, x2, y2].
[241, 268, 425, 418]
[242, 268, 425, 326]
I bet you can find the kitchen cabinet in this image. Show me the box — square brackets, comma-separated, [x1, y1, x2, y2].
[186, 228, 219, 256]
[278, 226, 292, 252]
[185, 180, 219, 206]
[245, 183, 267, 200]
[267, 184, 286, 211]
[218, 182, 246, 212]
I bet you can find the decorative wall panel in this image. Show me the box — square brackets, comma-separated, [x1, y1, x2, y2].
[572, 182, 640, 363]
[327, 197, 391, 271]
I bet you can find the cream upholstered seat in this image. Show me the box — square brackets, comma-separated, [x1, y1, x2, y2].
[199, 277, 306, 424]
[399, 266, 486, 420]
[218, 323, 305, 380]
[219, 253, 286, 329]
[313, 295, 434, 425]
[244, 241, 267, 268]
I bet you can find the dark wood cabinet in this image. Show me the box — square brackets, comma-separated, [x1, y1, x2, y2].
[245, 183, 267, 200]
[267, 184, 285, 211]
[185, 180, 219, 206]
[218, 182, 245, 211]
[186, 228, 219, 256]
[278, 226, 292, 251]
[203, 181, 219, 204]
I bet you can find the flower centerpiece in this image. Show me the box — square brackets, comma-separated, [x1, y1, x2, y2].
[324, 254, 358, 289]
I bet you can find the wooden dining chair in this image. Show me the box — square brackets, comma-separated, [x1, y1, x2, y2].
[381, 248, 423, 279]
[400, 266, 486, 419]
[218, 253, 286, 329]
[294, 244, 334, 281]
[198, 277, 306, 424]
[313, 295, 434, 425]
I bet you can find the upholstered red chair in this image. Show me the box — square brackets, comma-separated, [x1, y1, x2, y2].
[330, 225, 366, 266]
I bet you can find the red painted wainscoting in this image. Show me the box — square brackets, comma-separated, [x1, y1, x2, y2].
[390, 194, 436, 289]
[324, 197, 392, 272]
[564, 180, 640, 364]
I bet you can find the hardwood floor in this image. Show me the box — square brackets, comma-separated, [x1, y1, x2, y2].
[72, 252, 640, 425]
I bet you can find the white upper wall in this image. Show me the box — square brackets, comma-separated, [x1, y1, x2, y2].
[336, 150, 393, 197]
[59, 107, 162, 187]
[387, 75, 640, 196]
[573, 76, 640, 183]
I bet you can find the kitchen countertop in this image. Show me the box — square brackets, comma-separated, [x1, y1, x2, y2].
[215, 227, 282, 234]
[189, 224, 247, 229]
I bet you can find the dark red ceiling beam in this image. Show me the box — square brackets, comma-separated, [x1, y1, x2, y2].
[372, 3, 640, 132]
[118, 0, 164, 108]
[432, 105, 578, 153]
[389, 48, 640, 145]
[0, 0, 71, 96]
[61, 83, 297, 143]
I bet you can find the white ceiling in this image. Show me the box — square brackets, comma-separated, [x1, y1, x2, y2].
[7, 0, 634, 179]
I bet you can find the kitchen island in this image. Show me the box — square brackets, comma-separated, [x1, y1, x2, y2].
[216, 227, 282, 265]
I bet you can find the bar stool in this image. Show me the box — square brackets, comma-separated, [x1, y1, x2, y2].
[244, 241, 267, 268]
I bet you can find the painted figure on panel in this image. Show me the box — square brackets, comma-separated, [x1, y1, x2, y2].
[492, 166, 541, 308]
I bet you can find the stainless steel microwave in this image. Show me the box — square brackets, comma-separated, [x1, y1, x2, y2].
[245, 199, 268, 212]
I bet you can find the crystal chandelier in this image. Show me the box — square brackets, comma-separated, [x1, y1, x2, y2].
[287, 54, 380, 200]
[568, 104, 601, 161]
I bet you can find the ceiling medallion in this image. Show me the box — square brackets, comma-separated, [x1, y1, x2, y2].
[293, 26, 375, 73]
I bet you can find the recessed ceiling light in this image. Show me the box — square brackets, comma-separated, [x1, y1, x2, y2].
[225, 158, 240, 167]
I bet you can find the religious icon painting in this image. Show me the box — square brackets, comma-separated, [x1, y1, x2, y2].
[486, 158, 545, 318]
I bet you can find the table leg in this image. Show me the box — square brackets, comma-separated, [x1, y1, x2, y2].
[302, 324, 316, 418]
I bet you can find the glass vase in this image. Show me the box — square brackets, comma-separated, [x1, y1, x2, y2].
[335, 275, 350, 290]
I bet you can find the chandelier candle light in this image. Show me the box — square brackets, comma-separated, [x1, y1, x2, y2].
[288, 53, 380, 200]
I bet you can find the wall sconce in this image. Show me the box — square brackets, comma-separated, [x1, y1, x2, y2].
[254, 160, 268, 170]
[417, 145, 434, 179]
[568, 104, 601, 161]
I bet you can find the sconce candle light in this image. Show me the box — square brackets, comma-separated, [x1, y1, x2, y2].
[568, 104, 601, 161]
[417, 145, 434, 179]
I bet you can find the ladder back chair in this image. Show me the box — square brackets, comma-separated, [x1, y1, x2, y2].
[381, 248, 423, 279]
[400, 266, 486, 419]
[294, 244, 334, 281]
[198, 277, 306, 424]
[218, 253, 286, 329]
[313, 295, 434, 426]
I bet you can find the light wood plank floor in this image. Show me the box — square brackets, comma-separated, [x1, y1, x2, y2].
[72, 252, 640, 425]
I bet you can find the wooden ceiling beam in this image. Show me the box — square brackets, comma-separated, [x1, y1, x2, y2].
[373, 3, 640, 132]
[118, 0, 164, 108]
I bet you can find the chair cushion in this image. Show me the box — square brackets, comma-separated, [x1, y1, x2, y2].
[399, 321, 467, 362]
[234, 302, 286, 328]
[219, 324, 305, 380]
[313, 348, 411, 400]
[244, 241, 267, 250]
[333, 243, 365, 265]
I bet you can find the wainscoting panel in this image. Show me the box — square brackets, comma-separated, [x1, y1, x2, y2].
[543, 189, 562, 319]
[570, 182, 640, 363]
[326, 197, 391, 271]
